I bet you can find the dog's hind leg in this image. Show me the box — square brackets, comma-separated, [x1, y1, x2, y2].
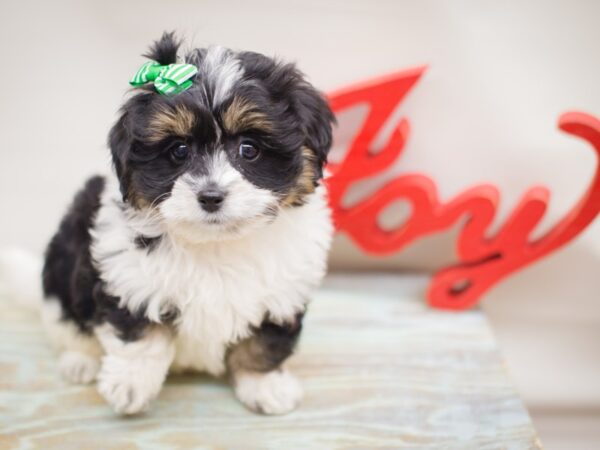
[0, 248, 103, 384]
[41, 298, 103, 384]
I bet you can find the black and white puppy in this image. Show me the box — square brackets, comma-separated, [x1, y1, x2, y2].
[36, 33, 334, 415]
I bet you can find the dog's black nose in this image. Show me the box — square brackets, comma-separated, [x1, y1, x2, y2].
[198, 189, 225, 212]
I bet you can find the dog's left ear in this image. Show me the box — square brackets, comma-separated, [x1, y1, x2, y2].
[291, 80, 336, 178]
[108, 110, 133, 201]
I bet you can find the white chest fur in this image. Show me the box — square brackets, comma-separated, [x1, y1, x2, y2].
[91, 180, 333, 375]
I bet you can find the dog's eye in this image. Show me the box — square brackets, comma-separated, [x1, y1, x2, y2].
[170, 144, 190, 162]
[239, 143, 260, 161]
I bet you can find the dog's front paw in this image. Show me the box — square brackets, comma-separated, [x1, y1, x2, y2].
[97, 355, 166, 415]
[234, 369, 303, 415]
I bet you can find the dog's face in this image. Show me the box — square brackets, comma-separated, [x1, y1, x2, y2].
[109, 33, 334, 242]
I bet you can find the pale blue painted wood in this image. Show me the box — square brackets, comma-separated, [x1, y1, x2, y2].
[0, 275, 541, 449]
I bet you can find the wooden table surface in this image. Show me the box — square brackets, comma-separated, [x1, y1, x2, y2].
[0, 274, 542, 449]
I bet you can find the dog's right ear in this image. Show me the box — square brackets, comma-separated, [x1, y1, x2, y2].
[109, 32, 181, 202]
[108, 111, 132, 201]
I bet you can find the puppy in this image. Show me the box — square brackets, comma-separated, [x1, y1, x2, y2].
[37, 32, 335, 415]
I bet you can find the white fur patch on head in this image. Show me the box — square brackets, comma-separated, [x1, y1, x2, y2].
[234, 369, 303, 415]
[159, 151, 278, 243]
[200, 46, 244, 108]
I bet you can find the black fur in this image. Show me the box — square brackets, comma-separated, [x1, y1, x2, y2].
[42, 176, 151, 341]
[43, 176, 105, 333]
[93, 286, 150, 342]
[226, 313, 304, 374]
[143, 31, 181, 65]
[134, 234, 162, 252]
[249, 313, 304, 371]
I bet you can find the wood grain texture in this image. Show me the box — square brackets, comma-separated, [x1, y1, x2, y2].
[0, 274, 542, 449]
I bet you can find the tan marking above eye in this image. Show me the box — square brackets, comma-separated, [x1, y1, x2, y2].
[148, 105, 196, 142]
[280, 147, 317, 208]
[222, 97, 273, 134]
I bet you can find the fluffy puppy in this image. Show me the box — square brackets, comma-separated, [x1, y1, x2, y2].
[38, 32, 335, 415]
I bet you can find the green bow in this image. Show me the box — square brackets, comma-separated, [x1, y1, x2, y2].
[129, 61, 198, 95]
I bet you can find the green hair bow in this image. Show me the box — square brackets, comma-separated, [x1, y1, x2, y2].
[129, 61, 198, 95]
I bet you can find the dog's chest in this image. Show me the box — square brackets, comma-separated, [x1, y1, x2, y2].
[163, 241, 311, 375]
[92, 188, 332, 376]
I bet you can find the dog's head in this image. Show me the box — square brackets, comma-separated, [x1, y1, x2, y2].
[109, 32, 334, 242]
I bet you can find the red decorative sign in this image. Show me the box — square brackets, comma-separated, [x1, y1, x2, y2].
[326, 68, 600, 310]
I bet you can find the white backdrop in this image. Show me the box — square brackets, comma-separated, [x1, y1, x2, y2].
[1, 0, 599, 433]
